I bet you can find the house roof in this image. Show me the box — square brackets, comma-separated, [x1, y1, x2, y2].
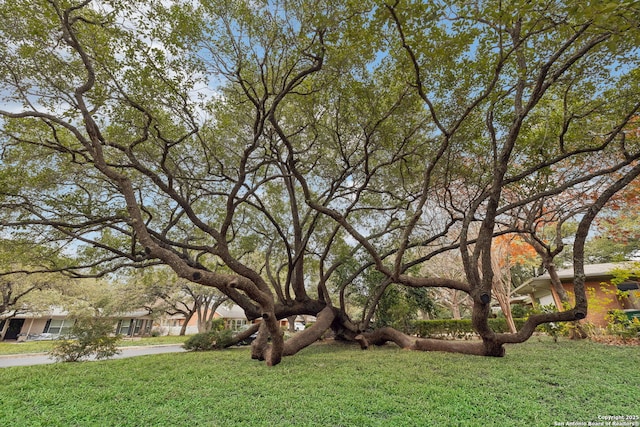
[11, 306, 152, 319]
[161, 304, 248, 320]
[514, 262, 634, 296]
[215, 304, 247, 319]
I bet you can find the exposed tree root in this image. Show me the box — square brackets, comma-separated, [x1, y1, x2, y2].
[248, 303, 594, 365]
[356, 327, 505, 356]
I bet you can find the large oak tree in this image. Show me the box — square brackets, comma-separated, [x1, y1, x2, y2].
[1, 0, 639, 365]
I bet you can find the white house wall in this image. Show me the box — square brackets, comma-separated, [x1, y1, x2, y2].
[22, 318, 49, 336]
[538, 293, 556, 307]
[161, 325, 199, 336]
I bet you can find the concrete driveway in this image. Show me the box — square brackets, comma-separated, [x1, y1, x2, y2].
[0, 344, 186, 368]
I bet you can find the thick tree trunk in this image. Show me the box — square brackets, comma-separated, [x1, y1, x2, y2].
[179, 311, 194, 336]
[197, 318, 210, 333]
[286, 315, 297, 332]
[0, 319, 8, 341]
[264, 314, 284, 366]
[250, 321, 270, 360]
[250, 308, 285, 366]
[451, 303, 462, 320]
[251, 306, 336, 363]
[197, 297, 229, 333]
[282, 306, 335, 356]
[546, 264, 588, 339]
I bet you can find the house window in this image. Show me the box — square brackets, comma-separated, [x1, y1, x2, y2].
[228, 319, 247, 331]
[44, 319, 73, 335]
[618, 281, 640, 291]
[132, 319, 146, 335]
[117, 319, 133, 336]
[144, 320, 152, 335]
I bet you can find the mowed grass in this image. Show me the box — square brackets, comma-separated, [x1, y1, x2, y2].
[0, 335, 190, 355]
[0, 337, 638, 427]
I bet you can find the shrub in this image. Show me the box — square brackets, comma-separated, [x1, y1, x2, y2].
[214, 329, 235, 348]
[412, 318, 528, 339]
[210, 318, 225, 332]
[529, 305, 564, 342]
[183, 329, 234, 351]
[489, 317, 527, 333]
[413, 319, 474, 339]
[511, 304, 532, 318]
[606, 309, 640, 340]
[183, 332, 214, 351]
[49, 317, 122, 362]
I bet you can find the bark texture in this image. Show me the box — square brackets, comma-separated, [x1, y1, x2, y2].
[355, 327, 505, 356]
[282, 306, 335, 356]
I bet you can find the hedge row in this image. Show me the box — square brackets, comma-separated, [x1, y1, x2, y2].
[412, 318, 528, 339]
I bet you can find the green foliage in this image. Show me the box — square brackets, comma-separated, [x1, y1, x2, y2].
[1, 339, 638, 426]
[214, 329, 234, 348]
[529, 304, 564, 342]
[606, 309, 640, 340]
[210, 318, 225, 332]
[586, 208, 640, 262]
[0, 239, 74, 319]
[413, 318, 528, 339]
[609, 261, 640, 286]
[510, 304, 533, 319]
[182, 329, 234, 351]
[1, 0, 640, 364]
[585, 234, 640, 263]
[49, 317, 122, 362]
[182, 332, 215, 351]
[373, 285, 436, 333]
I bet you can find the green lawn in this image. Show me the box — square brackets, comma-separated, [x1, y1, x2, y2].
[1, 337, 638, 426]
[0, 335, 190, 355]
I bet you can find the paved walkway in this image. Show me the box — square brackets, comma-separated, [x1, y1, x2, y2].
[0, 344, 186, 368]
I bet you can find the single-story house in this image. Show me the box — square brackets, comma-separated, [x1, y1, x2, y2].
[0, 307, 154, 341]
[513, 263, 640, 327]
[3, 304, 319, 340]
[158, 304, 251, 335]
[158, 305, 316, 335]
[274, 314, 315, 331]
